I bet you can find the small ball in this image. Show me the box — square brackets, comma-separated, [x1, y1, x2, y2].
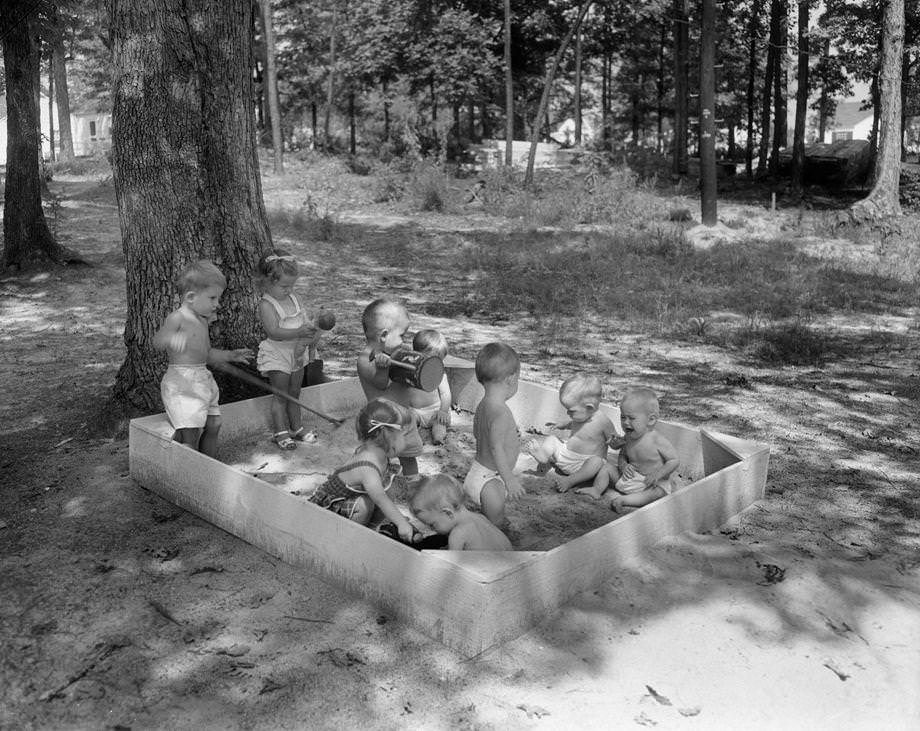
[316, 311, 336, 330]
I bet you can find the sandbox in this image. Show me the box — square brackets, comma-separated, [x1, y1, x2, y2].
[129, 358, 770, 656]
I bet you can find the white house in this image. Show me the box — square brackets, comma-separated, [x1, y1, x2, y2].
[0, 93, 111, 165]
[821, 99, 873, 144]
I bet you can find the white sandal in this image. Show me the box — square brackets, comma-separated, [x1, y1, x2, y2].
[273, 431, 297, 450]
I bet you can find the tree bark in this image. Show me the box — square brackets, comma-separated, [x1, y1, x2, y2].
[851, 0, 904, 220]
[745, 0, 762, 178]
[758, 0, 779, 173]
[700, 0, 717, 225]
[673, 0, 689, 177]
[503, 0, 513, 165]
[524, 0, 592, 186]
[48, 53, 56, 163]
[1, 3, 73, 269]
[574, 24, 583, 145]
[323, 3, 338, 150]
[769, 0, 788, 174]
[52, 42, 75, 162]
[110, 0, 272, 409]
[261, 0, 284, 174]
[790, 0, 809, 195]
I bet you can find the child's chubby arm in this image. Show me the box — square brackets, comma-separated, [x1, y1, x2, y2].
[489, 408, 525, 500]
[152, 310, 187, 356]
[436, 375, 452, 424]
[446, 524, 471, 550]
[356, 350, 391, 397]
[645, 434, 680, 488]
[259, 299, 318, 343]
[361, 470, 414, 541]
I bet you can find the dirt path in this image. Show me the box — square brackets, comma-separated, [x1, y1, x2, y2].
[1, 167, 918, 730]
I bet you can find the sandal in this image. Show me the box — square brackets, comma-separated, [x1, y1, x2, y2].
[291, 427, 317, 443]
[272, 431, 297, 450]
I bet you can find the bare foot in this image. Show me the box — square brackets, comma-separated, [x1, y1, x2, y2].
[524, 438, 550, 464]
[553, 475, 574, 493]
[575, 486, 606, 499]
[610, 495, 626, 512]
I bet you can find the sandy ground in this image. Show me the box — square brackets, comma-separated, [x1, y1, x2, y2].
[1, 161, 919, 730]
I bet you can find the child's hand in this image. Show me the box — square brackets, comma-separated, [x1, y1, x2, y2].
[228, 348, 252, 364]
[608, 434, 627, 450]
[505, 476, 525, 501]
[436, 409, 451, 426]
[397, 520, 414, 543]
[621, 463, 638, 480]
[371, 351, 392, 369]
[298, 323, 318, 342]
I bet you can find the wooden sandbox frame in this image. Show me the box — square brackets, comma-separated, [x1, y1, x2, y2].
[129, 359, 770, 657]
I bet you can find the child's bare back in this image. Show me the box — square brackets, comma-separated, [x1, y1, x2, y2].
[473, 396, 520, 473]
[450, 511, 513, 551]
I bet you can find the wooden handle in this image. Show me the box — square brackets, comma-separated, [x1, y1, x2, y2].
[387, 359, 415, 371]
[214, 362, 345, 425]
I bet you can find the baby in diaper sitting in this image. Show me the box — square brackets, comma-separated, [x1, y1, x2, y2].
[609, 387, 680, 513]
[525, 373, 618, 496]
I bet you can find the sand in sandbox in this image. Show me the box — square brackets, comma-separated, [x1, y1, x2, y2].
[221, 411, 655, 551]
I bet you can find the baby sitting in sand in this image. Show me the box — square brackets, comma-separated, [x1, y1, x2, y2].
[608, 387, 680, 512]
[526, 374, 619, 496]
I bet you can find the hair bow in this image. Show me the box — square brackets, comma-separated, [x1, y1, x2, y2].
[367, 420, 402, 434]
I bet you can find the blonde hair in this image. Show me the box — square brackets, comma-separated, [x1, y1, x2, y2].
[621, 387, 660, 416]
[410, 473, 464, 513]
[355, 397, 411, 450]
[177, 260, 226, 294]
[559, 374, 603, 407]
[413, 329, 448, 358]
[474, 342, 519, 384]
[361, 297, 407, 338]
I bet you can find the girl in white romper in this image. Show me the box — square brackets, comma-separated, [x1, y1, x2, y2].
[256, 251, 320, 449]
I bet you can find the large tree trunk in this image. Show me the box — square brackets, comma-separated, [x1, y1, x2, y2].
[699, 0, 717, 225]
[48, 54, 56, 163]
[323, 3, 338, 150]
[261, 0, 284, 174]
[1, 4, 73, 269]
[769, 0, 788, 175]
[673, 0, 689, 177]
[503, 0, 513, 165]
[574, 24, 583, 145]
[790, 0, 809, 195]
[110, 0, 272, 410]
[758, 0, 779, 173]
[851, 0, 904, 220]
[52, 42, 75, 162]
[745, 0, 762, 178]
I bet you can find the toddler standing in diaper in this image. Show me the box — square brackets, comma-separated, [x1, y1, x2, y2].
[609, 387, 680, 512]
[463, 342, 524, 528]
[255, 251, 320, 449]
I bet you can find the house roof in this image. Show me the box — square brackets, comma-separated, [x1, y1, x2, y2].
[830, 100, 873, 130]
